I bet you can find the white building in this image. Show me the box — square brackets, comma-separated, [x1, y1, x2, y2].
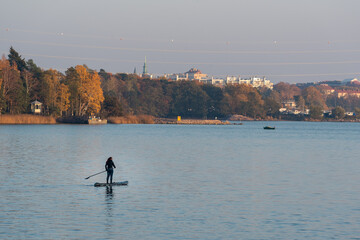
[163, 70, 273, 89]
[31, 100, 42, 114]
[225, 76, 273, 89]
[165, 73, 189, 81]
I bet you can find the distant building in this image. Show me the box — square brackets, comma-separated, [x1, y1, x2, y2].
[225, 76, 273, 89]
[316, 84, 335, 95]
[31, 100, 42, 114]
[164, 68, 208, 82]
[344, 78, 360, 86]
[282, 100, 297, 109]
[345, 112, 355, 116]
[336, 90, 360, 98]
[185, 68, 208, 81]
[198, 77, 225, 86]
[163, 69, 273, 89]
[319, 80, 343, 87]
[167, 73, 189, 81]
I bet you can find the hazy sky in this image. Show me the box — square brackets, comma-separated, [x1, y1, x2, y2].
[1, 0, 360, 83]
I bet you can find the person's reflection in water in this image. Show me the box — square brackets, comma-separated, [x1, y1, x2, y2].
[104, 185, 114, 237]
[106, 185, 113, 197]
[105, 186, 114, 214]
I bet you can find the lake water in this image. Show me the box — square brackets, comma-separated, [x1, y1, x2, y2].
[1, 121, 360, 239]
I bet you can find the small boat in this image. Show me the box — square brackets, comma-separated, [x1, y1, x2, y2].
[94, 181, 128, 187]
[87, 116, 107, 125]
[264, 126, 275, 130]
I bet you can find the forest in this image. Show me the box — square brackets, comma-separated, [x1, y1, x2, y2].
[1, 47, 360, 120]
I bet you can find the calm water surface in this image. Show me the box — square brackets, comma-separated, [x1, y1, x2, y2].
[1, 122, 360, 239]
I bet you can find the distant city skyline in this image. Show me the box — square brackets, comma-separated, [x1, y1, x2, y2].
[1, 0, 360, 83]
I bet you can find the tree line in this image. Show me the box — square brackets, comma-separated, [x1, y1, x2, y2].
[1, 47, 360, 120]
[0, 47, 103, 117]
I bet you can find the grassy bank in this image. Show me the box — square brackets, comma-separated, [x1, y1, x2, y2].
[107, 115, 155, 124]
[0, 114, 57, 124]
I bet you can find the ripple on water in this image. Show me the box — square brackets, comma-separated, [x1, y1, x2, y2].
[1, 123, 360, 239]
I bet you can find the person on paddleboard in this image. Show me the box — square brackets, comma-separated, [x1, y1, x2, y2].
[105, 157, 116, 184]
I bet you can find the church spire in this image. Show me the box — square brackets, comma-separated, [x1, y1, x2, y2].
[143, 56, 148, 75]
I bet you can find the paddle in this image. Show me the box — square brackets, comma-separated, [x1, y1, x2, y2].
[85, 170, 106, 180]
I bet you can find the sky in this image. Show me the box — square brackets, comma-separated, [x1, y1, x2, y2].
[1, 0, 360, 83]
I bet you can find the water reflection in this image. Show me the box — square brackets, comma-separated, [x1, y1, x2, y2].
[105, 186, 114, 214]
[106, 186, 113, 197]
[2, 123, 360, 239]
[104, 186, 114, 237]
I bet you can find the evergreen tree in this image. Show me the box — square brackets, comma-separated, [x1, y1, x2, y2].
[26, 59, 44, 101]
[8, 47, 27, 72]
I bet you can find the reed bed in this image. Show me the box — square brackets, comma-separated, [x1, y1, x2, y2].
[107, 115, 155, 124]
[0, 114, 57, 124]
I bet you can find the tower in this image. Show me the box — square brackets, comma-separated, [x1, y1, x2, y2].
[143, 56, 148, 75]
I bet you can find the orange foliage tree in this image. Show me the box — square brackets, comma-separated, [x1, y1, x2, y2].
[75, 65, 104, 116]
[56, 83, 70, 116]
[0, 56, 24, 113]
[43, 69, 61, 112]
[302, 86, 327, 109]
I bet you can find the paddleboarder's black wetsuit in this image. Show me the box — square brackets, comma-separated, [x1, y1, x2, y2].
[105, 159, 116, 184]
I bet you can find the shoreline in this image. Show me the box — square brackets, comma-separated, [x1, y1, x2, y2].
[0, 114, 359, 125]
[154, 118, 231, 125]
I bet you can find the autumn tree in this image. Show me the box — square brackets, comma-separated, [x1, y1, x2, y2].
[0, 56, 26, 113]
[295, 96, 306, 111]
[302, 86, 327, 109]
[327, 94, 360, 111]
[332, 106, 345, 119]
[0, 83, 5, 114]
[274, 82, 301, 102]
[72, 65, 104, 116]
[42, 69, 61, 114]
[223, 84, 264, 118]
[56, 83, 70, 116]
[309, 105, 323, 120]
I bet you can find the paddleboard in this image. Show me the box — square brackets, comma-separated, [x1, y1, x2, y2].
[94, 181, 128, 187]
